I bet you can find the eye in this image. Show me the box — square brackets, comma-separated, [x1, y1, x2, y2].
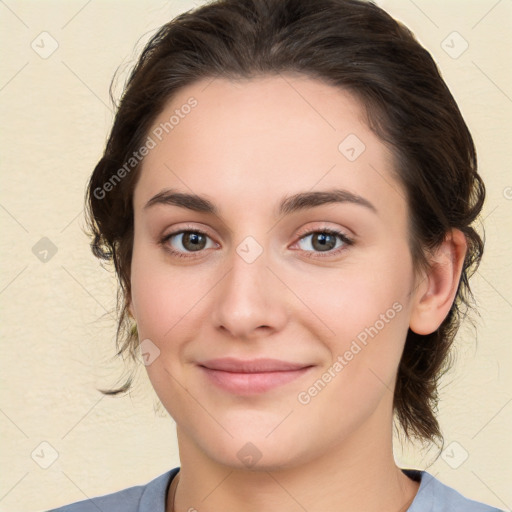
[160, 226, 353, 260]
[160, 229, 217, 258]
[293, 228, 353, 258]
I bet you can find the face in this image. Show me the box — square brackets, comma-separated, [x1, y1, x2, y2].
[129, 74, 420, 470]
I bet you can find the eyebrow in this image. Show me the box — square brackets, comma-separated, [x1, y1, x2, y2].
[143, 188, 377, 216]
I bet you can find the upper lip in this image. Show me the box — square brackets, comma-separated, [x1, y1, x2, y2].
[198, 357, 312, 373]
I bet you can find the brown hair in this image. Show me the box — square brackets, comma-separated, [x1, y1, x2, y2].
[86, 0, 485, 445]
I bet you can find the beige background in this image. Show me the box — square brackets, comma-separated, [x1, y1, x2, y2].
[0, 0, 511, 511]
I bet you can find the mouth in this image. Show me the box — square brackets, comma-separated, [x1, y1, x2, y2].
[197, 357, 315, 395]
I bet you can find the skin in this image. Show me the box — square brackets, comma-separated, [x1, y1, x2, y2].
[128, 74, 467, 512]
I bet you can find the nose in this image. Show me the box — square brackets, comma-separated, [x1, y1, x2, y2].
[211, 243, 289, 341]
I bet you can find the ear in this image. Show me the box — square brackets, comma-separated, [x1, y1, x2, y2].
[409, 229, 467, 335]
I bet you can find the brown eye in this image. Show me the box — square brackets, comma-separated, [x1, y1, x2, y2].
[161, 230, 215, 257]
[180, 232, 208, 251]
[309, 232, 338, 252]
[295, 229, 353, 258]
[301, 230, 351, 252]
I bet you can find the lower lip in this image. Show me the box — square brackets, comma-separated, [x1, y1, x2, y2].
[199, 366, 313, 395]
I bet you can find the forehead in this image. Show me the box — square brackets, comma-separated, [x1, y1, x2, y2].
[133, 74, 404, 219]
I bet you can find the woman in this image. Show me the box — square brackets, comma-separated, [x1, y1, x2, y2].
[50, 0, 503, 510]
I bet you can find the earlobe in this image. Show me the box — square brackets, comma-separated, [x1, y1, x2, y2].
[409, 229, 467, 335]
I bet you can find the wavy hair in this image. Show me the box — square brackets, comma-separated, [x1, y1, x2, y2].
[85, 0, 485, 445]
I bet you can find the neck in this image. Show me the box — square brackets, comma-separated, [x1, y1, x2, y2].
[168, 402, 419, 512]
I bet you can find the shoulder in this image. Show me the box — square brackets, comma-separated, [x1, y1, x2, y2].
[47, 467, 179, 512]
[405, 469, 505, 512]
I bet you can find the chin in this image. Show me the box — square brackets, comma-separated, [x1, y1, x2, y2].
[198, 430, 313, 472]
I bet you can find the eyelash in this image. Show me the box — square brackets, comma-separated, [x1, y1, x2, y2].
[294, 227, 353, 259]
[159, 226, 354, 260]
[160, 228, 216, 260]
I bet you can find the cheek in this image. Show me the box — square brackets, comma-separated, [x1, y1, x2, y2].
[296, 250, 413, 394]
[130, 270, 178, 340]
[129, 254, 202, 416]
[295, 252, 412, 345]
[129, 241, 207, 341]
[294, 274, 410, 437]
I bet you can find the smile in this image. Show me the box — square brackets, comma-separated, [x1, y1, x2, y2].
[198, 358, 315, 395]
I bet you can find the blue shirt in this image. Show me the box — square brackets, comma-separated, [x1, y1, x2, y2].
[48, 467, 504, 511]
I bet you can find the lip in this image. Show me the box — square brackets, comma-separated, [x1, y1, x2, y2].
[198, 357, 314, 395]
[199, 357, 310, 372]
